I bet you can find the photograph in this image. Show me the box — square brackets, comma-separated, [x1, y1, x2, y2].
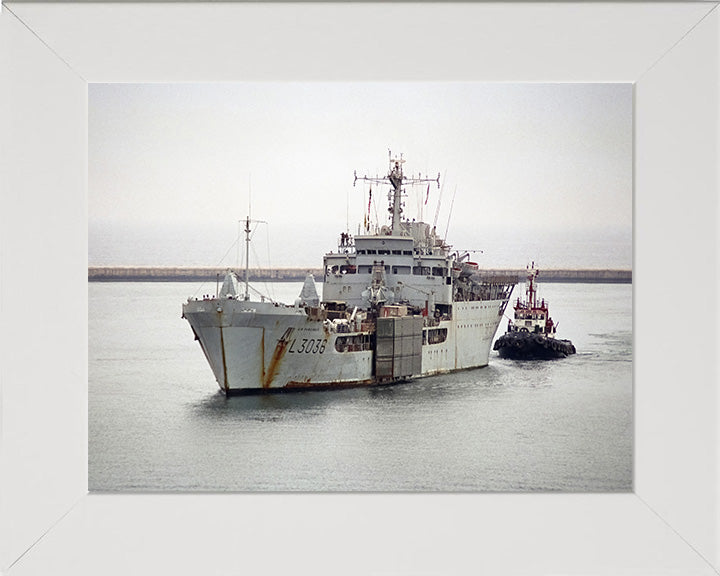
[89, 82, 632, 492]
[5, 2, 719, 574]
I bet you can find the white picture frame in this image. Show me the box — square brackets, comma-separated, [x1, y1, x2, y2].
[1, 2, 718, 574]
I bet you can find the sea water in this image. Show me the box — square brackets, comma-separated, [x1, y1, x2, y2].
[89, 281, 632, 492]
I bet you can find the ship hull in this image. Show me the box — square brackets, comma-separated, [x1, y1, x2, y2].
[493, 332, 576, 360]
[183, 298, 507, 394]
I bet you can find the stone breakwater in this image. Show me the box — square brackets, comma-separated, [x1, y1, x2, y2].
[88, 267, 631, 284]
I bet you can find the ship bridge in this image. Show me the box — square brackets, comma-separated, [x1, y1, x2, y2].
[323, 227, 453, 311]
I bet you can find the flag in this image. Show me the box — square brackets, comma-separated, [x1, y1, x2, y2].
[368, 187, 372, 214]
[425, 184, 430, 205]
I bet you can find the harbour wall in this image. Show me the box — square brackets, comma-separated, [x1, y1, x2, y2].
[88, 267, 632, 284]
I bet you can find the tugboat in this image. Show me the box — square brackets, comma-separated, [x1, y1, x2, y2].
[493, 263, 576, 359]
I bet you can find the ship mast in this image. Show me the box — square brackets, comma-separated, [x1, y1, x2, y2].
[239, 215, 267, 301]
[388, 158, 404, 234]
[526, 262, 538, 308]
[354, 152, 440, 234]
[243, 216, 251, 301]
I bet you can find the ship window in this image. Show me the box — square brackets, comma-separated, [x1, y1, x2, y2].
[392, 250, 401, 255]
[367, 249, 377, 254]
[335, 334, 371, 353]
[432, 267, 446, 277]
[378, 249, 390, 255]
[403, 250, 412, 256]
[425, 328, 448, 345]
[340, 265, 356, 274]
[413, 266, 431, 276]
[357, 250, 366, 255]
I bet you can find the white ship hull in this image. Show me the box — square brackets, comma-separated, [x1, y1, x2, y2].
[183, 297, 507, 394]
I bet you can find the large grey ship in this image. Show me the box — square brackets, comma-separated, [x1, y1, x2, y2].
[183, 154, 516, 395]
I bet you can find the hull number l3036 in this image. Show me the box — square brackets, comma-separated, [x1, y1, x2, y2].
[288, 338, 327, 354]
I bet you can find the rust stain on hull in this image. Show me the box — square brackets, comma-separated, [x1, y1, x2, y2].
[219, 326, 230, 394]
[262, 327, 293, 388]
[285, 378, 378, 390]
[224, 376, 411, 396]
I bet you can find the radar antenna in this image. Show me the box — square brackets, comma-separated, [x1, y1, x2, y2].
[354, 152, 440, 234]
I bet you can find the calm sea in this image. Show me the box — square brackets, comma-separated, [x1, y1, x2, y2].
[89, 280, 632, 492]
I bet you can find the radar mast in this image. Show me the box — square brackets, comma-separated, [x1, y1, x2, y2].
[354, 151, 440, 234]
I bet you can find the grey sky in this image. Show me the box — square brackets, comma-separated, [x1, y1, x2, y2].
[89, 82, 632, 268]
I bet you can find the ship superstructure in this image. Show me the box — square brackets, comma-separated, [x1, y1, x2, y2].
[183, 154, 516, 394]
